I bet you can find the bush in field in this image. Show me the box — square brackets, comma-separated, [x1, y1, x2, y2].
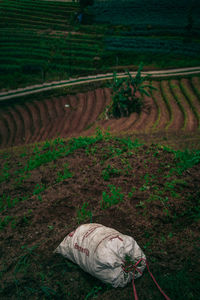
[107, 64, 156, 118]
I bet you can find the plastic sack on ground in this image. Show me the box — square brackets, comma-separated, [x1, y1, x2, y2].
[54, 223, 146, 288]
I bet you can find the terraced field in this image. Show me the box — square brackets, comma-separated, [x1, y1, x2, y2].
[1, 0, 200, 91]
[0, 77, 200, 149]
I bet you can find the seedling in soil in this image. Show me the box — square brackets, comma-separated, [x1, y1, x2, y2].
[0, 215, 13, 230]
[101, 185, 124, 209]
[56, 163, 73, 183]
[102, 164, 121, 181]
[0, 195, 21, 211]
[85, 146, 97, 156]
[136, 201, 145, 208]
[128, 187, 136, 198]
[84, 286, 102, 300]
[14, 245, 39, 276]
[0, 162, 10, 183]
[33, 183, 46, 195]
[77, 202, 92, 224]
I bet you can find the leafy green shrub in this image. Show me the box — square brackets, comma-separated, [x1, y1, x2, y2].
[77, 202, 92, 223]
[107, 64, 156, 118]
[101, 185, 124, 209]
[102, 165, 121, 181]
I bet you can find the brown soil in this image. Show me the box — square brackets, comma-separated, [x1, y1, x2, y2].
[0, 132, 200, 299]
[0, 76, 200, 298]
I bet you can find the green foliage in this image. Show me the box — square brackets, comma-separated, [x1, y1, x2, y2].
[174, 149, 200, 174]
[84, 285, 102, 300]
[0, 162, 10, 183]
[56, 163, 73, 183]
[14, 244, 39, 276]
[79, 0, 94, 9]
[0, 215, 13, 230]
[0, 194, 28, 212]
[102, 164, 121, 181]
[108, 64, 156, 118]
[77, 202, 92, 224]
[33, 183, 46, 195]
[101, 185, 124, 209]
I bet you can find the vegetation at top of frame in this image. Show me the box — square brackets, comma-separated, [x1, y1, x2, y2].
[0, 129, 200, 299]
[1, 0, 200, 90]
[106, 64, 157, 118]
[90, 0, 200, 29]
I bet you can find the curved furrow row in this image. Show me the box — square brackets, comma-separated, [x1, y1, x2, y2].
[64, 95, 81, 137]
[39, 97, 60, 142]
[0, 116, 9, 148]
[191, 77, 200, 105]
[47, 97, 65, 139]
[170, 79, 198, 131]
[161, 80, 184, 131]
[2, 109, 17, 147]
[15, 104, 33, 144]
[111, 114, 138, 134]
[26, 101, 41, 144]
[95, 88, 108, 118]
[0, 78, 200, 149]
[151, 81, 170, 131]
[35, 99, 50, 142]
[140, 93, 158, 133]
[54, 96, 71, 137]
[74, 93, 88, 133]
[180, 78, 200, 129]
[128, 109, 148, 133]
[9, 107, 25, 146]
[41, 97, 58, 141]
[83, 90, 99, 130]
[83, 88, 109, 136]
[80, 90, 96, 132]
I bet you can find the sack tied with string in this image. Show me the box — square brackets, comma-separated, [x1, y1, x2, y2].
[54, 223, 146, 288]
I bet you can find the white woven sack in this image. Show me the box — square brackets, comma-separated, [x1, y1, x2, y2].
[54, 223, 146, 288]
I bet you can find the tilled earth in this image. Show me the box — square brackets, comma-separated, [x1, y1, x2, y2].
[0, 133, 200, 299]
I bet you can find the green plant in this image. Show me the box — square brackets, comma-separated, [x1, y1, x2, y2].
[56, 163, 73, 183]
[84, 286, 102, 300]
[14, 245, 39, 276]
[174, 149, 200, 174]
[128, 187, 136, 198]
[77, 202, 92, 224]
[102, 164, 121, 181]
[33, 183, 46, 195]
[108, 64, 157, 118]
[101, 185, 124, 209]
[0, 215, 13, 230]
[0, 162, 10, 183]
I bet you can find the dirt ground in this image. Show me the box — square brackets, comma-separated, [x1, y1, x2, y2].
[0, 131, 200, 299]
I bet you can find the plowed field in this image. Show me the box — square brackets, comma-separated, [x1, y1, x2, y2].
[1, 77, 200, 149]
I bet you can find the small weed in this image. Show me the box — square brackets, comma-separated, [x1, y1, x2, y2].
[14, 245, 39, 276]
[85, 146, 97, 156]
[101, 185, 124, 209]
[102, 164, 121, 181]
[84, 286, 102, 300]
[77, 202, 92, 224]
[33, 183, 46, 195]
[136, 201, 145, 208]
[0, 195, 27, 211]
[0, 215, 13, 230]
[48, 225, 54, 230]
[128, 187, 136, 198]
[0, 162, 10, 183]
[174, 149, 200, 174]
[56, 163, 73, 183]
